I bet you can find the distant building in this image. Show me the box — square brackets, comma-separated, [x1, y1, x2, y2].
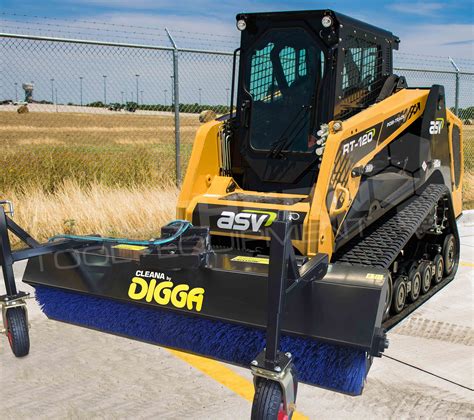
[22, 83, 34, 103]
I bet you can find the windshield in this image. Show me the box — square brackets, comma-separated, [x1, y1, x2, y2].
[246, 27, 325, 153]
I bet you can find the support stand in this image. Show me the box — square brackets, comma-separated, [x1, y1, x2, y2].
[250, 211, 328, 417]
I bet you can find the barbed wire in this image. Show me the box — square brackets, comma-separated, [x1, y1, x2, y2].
[1, 12, 471, 69]
[0, 12, 238, 40]
[0, 16, 239, 50]
[0, 18, 170, 40]
[0, 17, 240, 47]
[0, 23, 169, 46]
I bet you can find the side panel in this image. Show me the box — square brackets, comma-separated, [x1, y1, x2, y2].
[308, 88, 429, 257]
[447, 110, 464, 216]
[335, 85, 455, 248]
[176, 121, 222, 220]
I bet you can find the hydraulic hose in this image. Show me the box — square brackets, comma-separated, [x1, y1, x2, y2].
[48, 220, 192, 247]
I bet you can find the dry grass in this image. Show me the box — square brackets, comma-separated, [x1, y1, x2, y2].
[463, 171, 474, 209]
[0, 111, 199, 191]
[7, 180, 179, 246]
[0, 111, 473, 247]
[464, 126, 474, 170]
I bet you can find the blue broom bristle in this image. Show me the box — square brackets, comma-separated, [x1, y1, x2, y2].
[34, 285, 368, 395]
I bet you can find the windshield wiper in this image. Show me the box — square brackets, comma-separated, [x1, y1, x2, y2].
[267, 104, 311, 159]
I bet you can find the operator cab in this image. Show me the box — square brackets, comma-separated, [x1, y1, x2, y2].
[229, 10, 399, 193]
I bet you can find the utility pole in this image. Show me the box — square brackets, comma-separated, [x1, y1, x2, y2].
[103, 75, 107, 105]
[55, 88, 58, 112]
[79, 76, 84, 106]
[135, 74, 140, 104]
[199, 88, 202, 106]
[226, 88, 230, 108]
[50, 78, 54, 104]
[121, 91, 124, 104]
[164, 89, 168, 107]
[14, 82, 18, 102]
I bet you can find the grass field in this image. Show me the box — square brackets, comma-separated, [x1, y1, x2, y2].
[7, 180, 178, 243]
[0, 111, 199, 191]
[0, 111, 473, 245]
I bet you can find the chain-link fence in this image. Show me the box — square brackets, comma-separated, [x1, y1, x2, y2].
[0, 33, 240, 192]
[394, 66, 473, 181]
[1, 32, 473, 195]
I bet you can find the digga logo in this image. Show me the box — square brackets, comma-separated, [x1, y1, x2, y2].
[128, 277, 205, 312]
[217, 210, 277, 232]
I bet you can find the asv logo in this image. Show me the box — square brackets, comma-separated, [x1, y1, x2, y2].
[217, 210, 277, 232]
[429, 118, 444, 135]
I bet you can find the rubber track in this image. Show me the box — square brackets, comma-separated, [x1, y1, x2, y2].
[333, 184, 448, 269]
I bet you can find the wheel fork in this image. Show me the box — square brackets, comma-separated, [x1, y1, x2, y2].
[0, 292, 30, 336]
[251, 351, 297, 416]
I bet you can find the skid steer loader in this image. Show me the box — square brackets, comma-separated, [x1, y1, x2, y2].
[1, 9, 463, 419]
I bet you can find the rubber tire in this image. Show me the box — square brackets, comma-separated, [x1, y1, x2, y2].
[433, 254, 444, 284]
[5, 307, 30, 358]
[251, 379, 287, 420]
[391, 276, 406, 314]
[408, 266, 421, 303]
[419, 262, 432, 295]
[442, 234, 456, 276]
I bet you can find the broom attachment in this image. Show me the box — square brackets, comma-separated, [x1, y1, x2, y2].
[2, 206, 389, 406]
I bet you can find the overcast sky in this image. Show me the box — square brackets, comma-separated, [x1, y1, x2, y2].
[2, 0, 473, 57]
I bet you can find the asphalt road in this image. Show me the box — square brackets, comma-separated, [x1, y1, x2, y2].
[1, 215, 473, 419]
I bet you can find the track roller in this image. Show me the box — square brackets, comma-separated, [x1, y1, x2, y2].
[433, 254, 444, 284]
[408, 264, 421, 302]
[419, 261, 432, 295]
[391, 276, 406, 314]
[383, 274, 393, 320]
[443, 234, 456, 276]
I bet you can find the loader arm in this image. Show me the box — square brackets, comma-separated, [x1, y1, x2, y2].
[309, 88, 429, 257]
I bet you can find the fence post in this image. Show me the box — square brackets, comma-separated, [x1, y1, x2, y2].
[166, 28, 181, 187]
[449, 57, 460, 116]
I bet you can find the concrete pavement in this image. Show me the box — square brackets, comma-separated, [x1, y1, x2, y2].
[1, 215, 473, 419]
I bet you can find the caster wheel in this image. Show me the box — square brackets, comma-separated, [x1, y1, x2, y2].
[391, 276, 406, 314]
[433, 254, 444, 284]
[5, 307, 30, 358]
[419, 262, 432, 295]
[442, 234, 456, 276]
[408, 264, 421, 302]
[383, 274, 393, 320]
[251, 379, 291, 420]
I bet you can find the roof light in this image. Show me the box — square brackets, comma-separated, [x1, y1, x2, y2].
[322, 16, 333, 28]
[237, 19, 247, 31]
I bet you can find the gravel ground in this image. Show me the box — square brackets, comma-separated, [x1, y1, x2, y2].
[1, 215, 473, 419]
